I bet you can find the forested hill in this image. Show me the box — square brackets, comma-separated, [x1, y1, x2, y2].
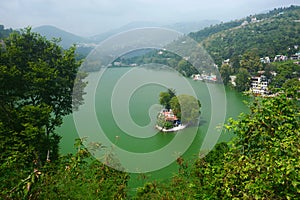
[189, 5, 300, 66]
[0, 25, 13, 39]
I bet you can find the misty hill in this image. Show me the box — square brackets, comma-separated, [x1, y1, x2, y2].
[33, 20, 218, 57]
[88, 21, 162, 42]
[33, 25, 90, 48]
[189, 5, 300, 65]
[165, 20, 219, 33]
[0, 25, 13, 39]
[89, 20, 219, 42]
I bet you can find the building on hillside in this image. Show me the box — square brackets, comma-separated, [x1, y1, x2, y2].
[229, 75, 237, 86]
[270, 71, 277, 76]
[274, 55, 288, 62]
[192, 74, 203, 81]
[241, 21, 249, 26]
[260, 56, 270, 63]
[192, 73, 217, 82]
[202, 74, 217, 82]
[223, 59, 230, 65]
[251, 17, 258, 23]
[113, 61, 122, 66]
[290, 52, 300, 60]
[250, 75, 269, 95]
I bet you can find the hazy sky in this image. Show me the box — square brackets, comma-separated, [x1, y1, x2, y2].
[1, 0, 299, 36]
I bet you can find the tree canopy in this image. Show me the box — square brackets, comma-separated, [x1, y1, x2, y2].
[0, 28, 87, 198]
[158, 89, 201, 125]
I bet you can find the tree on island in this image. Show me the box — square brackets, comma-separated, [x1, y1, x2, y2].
[159, 88, 176, 110]
[158, 89, 201, 128]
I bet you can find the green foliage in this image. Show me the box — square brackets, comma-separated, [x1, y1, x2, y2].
[1, 139, 129, 199]
[189, 19, 244, 42]
[176, 94, 201, 125]
[170, 96, 181, 119]
[240, 49, 263, 74]
[159, 89, 176, 110]
[0, 25, 13, 39]
[118, 49, 198, 77]
[0, 28, 87, 198]
[190, 6, 300, 66]
[158, 89, 201, 125]
[235, 68, 251, 92]
[219, 63, 233, 85]
[269, 60, 300, 90]
[282, 78, 300, 99]
[0, 27, 86, 164]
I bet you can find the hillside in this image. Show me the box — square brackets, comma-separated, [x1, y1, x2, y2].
[189, 5, 300, 66]
[33, 25, 90, 48]
[89, 20, 218, 42]
[0, 25, 13, 39]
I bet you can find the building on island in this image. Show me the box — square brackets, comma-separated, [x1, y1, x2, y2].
[158, 109, 181, 127]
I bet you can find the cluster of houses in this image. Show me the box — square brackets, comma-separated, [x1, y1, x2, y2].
[241, 17, 260, 26]
[260, 52, 300, 63]
[158, 109, 181, 126]
[229, 52, 300, 95]
[156, 109, 184, 132]
[192, 73, 217, 82]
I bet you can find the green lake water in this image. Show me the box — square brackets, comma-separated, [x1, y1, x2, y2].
[57, 67, 249, 193]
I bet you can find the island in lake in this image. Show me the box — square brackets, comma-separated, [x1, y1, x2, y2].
[156, 89, 201, 132]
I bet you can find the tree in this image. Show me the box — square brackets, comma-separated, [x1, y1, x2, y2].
[270, 61, 300, 89]
[282, 78, 300, 99]
[219, 63, 233, 85]
[240, 50, 262, 74]
[177, 59, 197, 77]
[170, 96, 181, 119]
[175, 94, 201, 125]
[159, 88, 176, 110]
[1, 139, 129, 199]
[230, 53, 241, 73]
[0, 28, 86, 166]
[235, 68, 251, 92]
[0, 24, 13, 39]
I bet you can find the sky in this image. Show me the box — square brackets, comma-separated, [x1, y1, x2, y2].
[1, 0, 300, 37]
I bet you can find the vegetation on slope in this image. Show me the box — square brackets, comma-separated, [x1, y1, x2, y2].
[136, 91, 300, 199]
[190, 6, 300, 66]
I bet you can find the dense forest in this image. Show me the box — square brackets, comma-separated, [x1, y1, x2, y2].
[1, 6, 300, 199]
[0, 25, 13, 39]
[190, 5, 300, 66]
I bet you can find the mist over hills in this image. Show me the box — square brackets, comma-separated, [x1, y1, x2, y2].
[33, 25, 89, 48]
[33, 20, 219, 48]
[31, 5, 300, 63]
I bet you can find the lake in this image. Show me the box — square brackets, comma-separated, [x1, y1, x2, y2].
[57, 67, 248, 193]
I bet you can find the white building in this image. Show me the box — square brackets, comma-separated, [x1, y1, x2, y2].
[274, 55, 288, 62]
[250, 75, 268, 95]
[229, 75, 237, 86]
